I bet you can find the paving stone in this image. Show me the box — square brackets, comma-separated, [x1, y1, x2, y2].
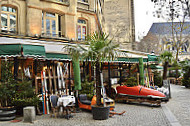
[165, 84, 190, 126]
[3, 84, 190, 126]
[0, 103, 170, 126]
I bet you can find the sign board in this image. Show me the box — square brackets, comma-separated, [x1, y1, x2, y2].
[163, 80, 169, 88]
[163, 79, 171, 98]
[111, 78, 118, 85]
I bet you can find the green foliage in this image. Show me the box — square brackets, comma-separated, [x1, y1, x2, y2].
[123, 77, 137, 87]
[65, 32, 119, 106]
[85, 32, 119, 63]
[0, 60, 39, 109]
[15, 80, 36, 99]
[65, 32, 119, 63]
[169, 71, 181, 78]
[11, 80, 40, 113]
[153, 71, 162, 87]
[79, 77, 95, 100]
[0, 61, 17, 107]
[159, 51, 173, 63]
[182, 61, 190, 88]
[12, 97, 40, 107]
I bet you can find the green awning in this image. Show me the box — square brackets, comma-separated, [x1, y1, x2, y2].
[46, 53, 71, 60]
[115, 57, 148, 63]
[148, 55, 158, 62]
[22, 45, 45, 56]
[45, 54, 148, 63]
[150, 64, 163, 69]
[0, 44, 21, 55]
[0, 44, 45, 57]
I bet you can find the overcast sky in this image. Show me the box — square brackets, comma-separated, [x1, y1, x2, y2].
[134, 0, 163, 41]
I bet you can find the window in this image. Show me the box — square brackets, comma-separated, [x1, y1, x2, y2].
[1, 6, 17, 33]
[77, 19, 87, 40]
[42, 12, 62, 37]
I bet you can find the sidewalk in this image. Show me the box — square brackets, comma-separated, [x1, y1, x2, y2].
[0, 102, 170, 126]
[164, 84, 190, 126]
[1, 84, 189, 126]
[4, 84, 190, 126]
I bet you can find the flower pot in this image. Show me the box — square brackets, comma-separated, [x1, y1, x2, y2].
[91, 105, 110, 120]
[0, 107, 16, 121]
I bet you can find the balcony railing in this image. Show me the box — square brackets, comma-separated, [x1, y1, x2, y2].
[41, 0, 69, 6]
[78, 0, 88, 3]
[41, 32, 65, 39]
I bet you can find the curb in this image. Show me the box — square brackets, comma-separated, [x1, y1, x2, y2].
[162, 104, 181, 126]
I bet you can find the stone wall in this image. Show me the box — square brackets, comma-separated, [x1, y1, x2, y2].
[104, 0, 135, 50]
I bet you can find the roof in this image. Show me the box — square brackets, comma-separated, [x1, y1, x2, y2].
[149, 22, 190, 35]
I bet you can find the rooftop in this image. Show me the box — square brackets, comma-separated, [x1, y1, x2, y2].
[149, 22, 190, 35]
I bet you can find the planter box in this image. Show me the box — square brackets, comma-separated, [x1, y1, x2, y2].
[91, 106, 110, 120]
[0, 107, 16, 121]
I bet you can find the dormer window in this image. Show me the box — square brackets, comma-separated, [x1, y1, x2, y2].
[1, 6, 17, 33]
[77, 19, 87, 41]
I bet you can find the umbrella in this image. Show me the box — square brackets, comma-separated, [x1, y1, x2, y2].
[139, 57, 145, 85]
[72, 58, 81, 90]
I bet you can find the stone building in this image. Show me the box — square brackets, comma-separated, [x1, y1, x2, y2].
[104, 0, 135, 50]
[0, 1, 158, 111]
[137, 22, 190, 60]
[0, 0, 104, 93]
[0, 0, 103, 40]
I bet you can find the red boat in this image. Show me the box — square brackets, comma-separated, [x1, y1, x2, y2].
[115, 85, 168, 106]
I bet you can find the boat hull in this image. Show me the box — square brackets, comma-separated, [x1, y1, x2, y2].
[116, 86, 166, 98]
[115, 86, 168, 106]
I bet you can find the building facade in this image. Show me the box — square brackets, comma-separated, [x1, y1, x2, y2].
[0, 0, 154, 100]
[0, 0, 105, 94]
[0, 0, 104, 41]
[103, 0, 135, 50]
[137, 22, 190, 61]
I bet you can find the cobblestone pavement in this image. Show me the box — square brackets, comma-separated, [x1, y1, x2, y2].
[0, 103, 170, 126]
[165, 84, 190, 126]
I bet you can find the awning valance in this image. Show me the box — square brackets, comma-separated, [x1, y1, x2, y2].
[115, 57, 148, 63]
[46, 53, 71, 61]
[45, 54, 149, 63]
[0, 44, 45, 57]
[150, 64, 163, 69]
[148, 55, 158, 62]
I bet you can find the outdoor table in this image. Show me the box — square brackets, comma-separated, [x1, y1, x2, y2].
[57, 95, 75, 119]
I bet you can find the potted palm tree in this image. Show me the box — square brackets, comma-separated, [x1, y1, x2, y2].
[65, 32, 118, 120]
[160, 51, 173, 81]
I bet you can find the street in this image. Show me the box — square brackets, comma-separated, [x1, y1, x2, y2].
[0, 84, 189, 126]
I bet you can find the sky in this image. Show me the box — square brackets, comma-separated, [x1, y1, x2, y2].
[134, 0, 163, 41]
[134, 0, 188, 41]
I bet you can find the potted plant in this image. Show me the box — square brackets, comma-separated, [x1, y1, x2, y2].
[79, 76, 95, 100]
[123, 77, 137, 87]
[11, 80, 40, 115]
[160, 51, 173, 83]
[65, 32, 118, 120]
[0, 60, 17, 121]
[181, 60, 190, 88]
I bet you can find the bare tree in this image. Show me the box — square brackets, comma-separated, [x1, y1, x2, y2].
[152, 0, 190, 80]
[137, 32, 160, 54]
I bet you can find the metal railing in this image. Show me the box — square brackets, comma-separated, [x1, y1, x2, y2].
[43, 0, 69, 5]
